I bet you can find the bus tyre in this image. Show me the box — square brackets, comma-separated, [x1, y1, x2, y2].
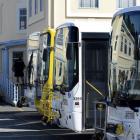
[17, 100, 22, 108]
[92, 132, 105, 140]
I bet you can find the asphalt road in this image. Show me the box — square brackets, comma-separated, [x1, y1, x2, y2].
[0, 102, 93, 140]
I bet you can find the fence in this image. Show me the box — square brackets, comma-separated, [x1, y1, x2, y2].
[0, 74, 21, 106]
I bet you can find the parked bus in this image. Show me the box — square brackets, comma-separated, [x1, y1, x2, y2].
[17, 32, 40, 107]
[45, 7, 140, 140]
[106, 6, 140, 140]
[35, 28, 56, 122]
[50, 22, 110, 134]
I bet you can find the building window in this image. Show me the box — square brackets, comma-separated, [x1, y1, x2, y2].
[124, 39, 127, 54]
[35, 0, 38, 14]
[121, 36, 123, 41]
[125, 39, 127, 44]
[116, 35, 118, 40]
[120, 42, 123, 52]
[29, 0, 32, 17]
[40, 0, 43, 11]
[114, 41, 117, 51]
[117, 0, 136, 8]
[129, 47, 131, 56]
[120, 36, 123, 52]
[19, 8, 27, 30]
[129, 42, 131, 56]
[79, 0, 98, 8]
[124, 44, 127, 54]
[114, 35, 118, 51]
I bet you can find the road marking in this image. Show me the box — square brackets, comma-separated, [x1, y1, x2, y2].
[13, 120, 42, 126]
[0, 128, 39, 132]
[16, 107, 24, 111]
[0, 134, 50, 138]
[0, 118, 15, 121]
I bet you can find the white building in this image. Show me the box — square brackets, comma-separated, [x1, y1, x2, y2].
[27, 0, 139, 36]
[0, 0, 27, 105]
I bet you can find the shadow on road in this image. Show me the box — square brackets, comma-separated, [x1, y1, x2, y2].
[0, 102, 93, 140]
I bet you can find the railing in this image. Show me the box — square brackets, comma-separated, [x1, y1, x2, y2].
[0, 74, 21, 106]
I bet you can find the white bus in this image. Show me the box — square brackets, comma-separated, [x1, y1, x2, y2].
[48, 6, 140, 140]
[51, 22, 110, 134]
[107, 6, 140, 140]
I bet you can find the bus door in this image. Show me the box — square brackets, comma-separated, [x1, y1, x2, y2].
[82, 33, 110, 130]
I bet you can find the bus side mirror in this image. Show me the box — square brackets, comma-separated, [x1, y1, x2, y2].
[43, 48, 48, 61]
[66, 43, 72, 60]
[134, 47, 140, 60]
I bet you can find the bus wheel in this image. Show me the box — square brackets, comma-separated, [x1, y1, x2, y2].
[91, 132, 105, 140]
[17, 100, 22, 108]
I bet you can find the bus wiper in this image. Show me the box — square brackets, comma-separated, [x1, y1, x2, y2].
[86, 80, 105, 98]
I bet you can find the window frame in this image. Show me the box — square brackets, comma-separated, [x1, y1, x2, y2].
[128, 47, 131, 56]
[40, 0, 43, 12]
[120, 36, 123, 52]
[124, 39, 127, 54]
[79, 0, 99, 8]
[19, 8, 27, 31]
[114, 41, 117, 51]
[35, 0, 38, 15]
[29, 0, 32, 17]
[117, 0, 136, 9]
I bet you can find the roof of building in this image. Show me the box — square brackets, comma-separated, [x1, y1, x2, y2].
[0, 39, 27, 48]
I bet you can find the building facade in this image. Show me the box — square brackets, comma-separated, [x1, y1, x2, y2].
[0, 0, 139, 105]
[27, 0, 139, 36]
[0, 0, 27, 105]
[0, 0, 27, 80]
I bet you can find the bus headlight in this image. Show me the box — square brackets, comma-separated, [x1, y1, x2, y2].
[107, 123, 124, 135]
[115, 123, 124, 135]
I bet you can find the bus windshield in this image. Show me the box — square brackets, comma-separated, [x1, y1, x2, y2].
[54, 26, 79, 91]
[111, 11, 140, 101]
[37, 32, 50, 82]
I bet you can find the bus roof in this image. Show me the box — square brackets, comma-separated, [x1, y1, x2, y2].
[56, 22, 75, 29]
[113, 6, 140, 20]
